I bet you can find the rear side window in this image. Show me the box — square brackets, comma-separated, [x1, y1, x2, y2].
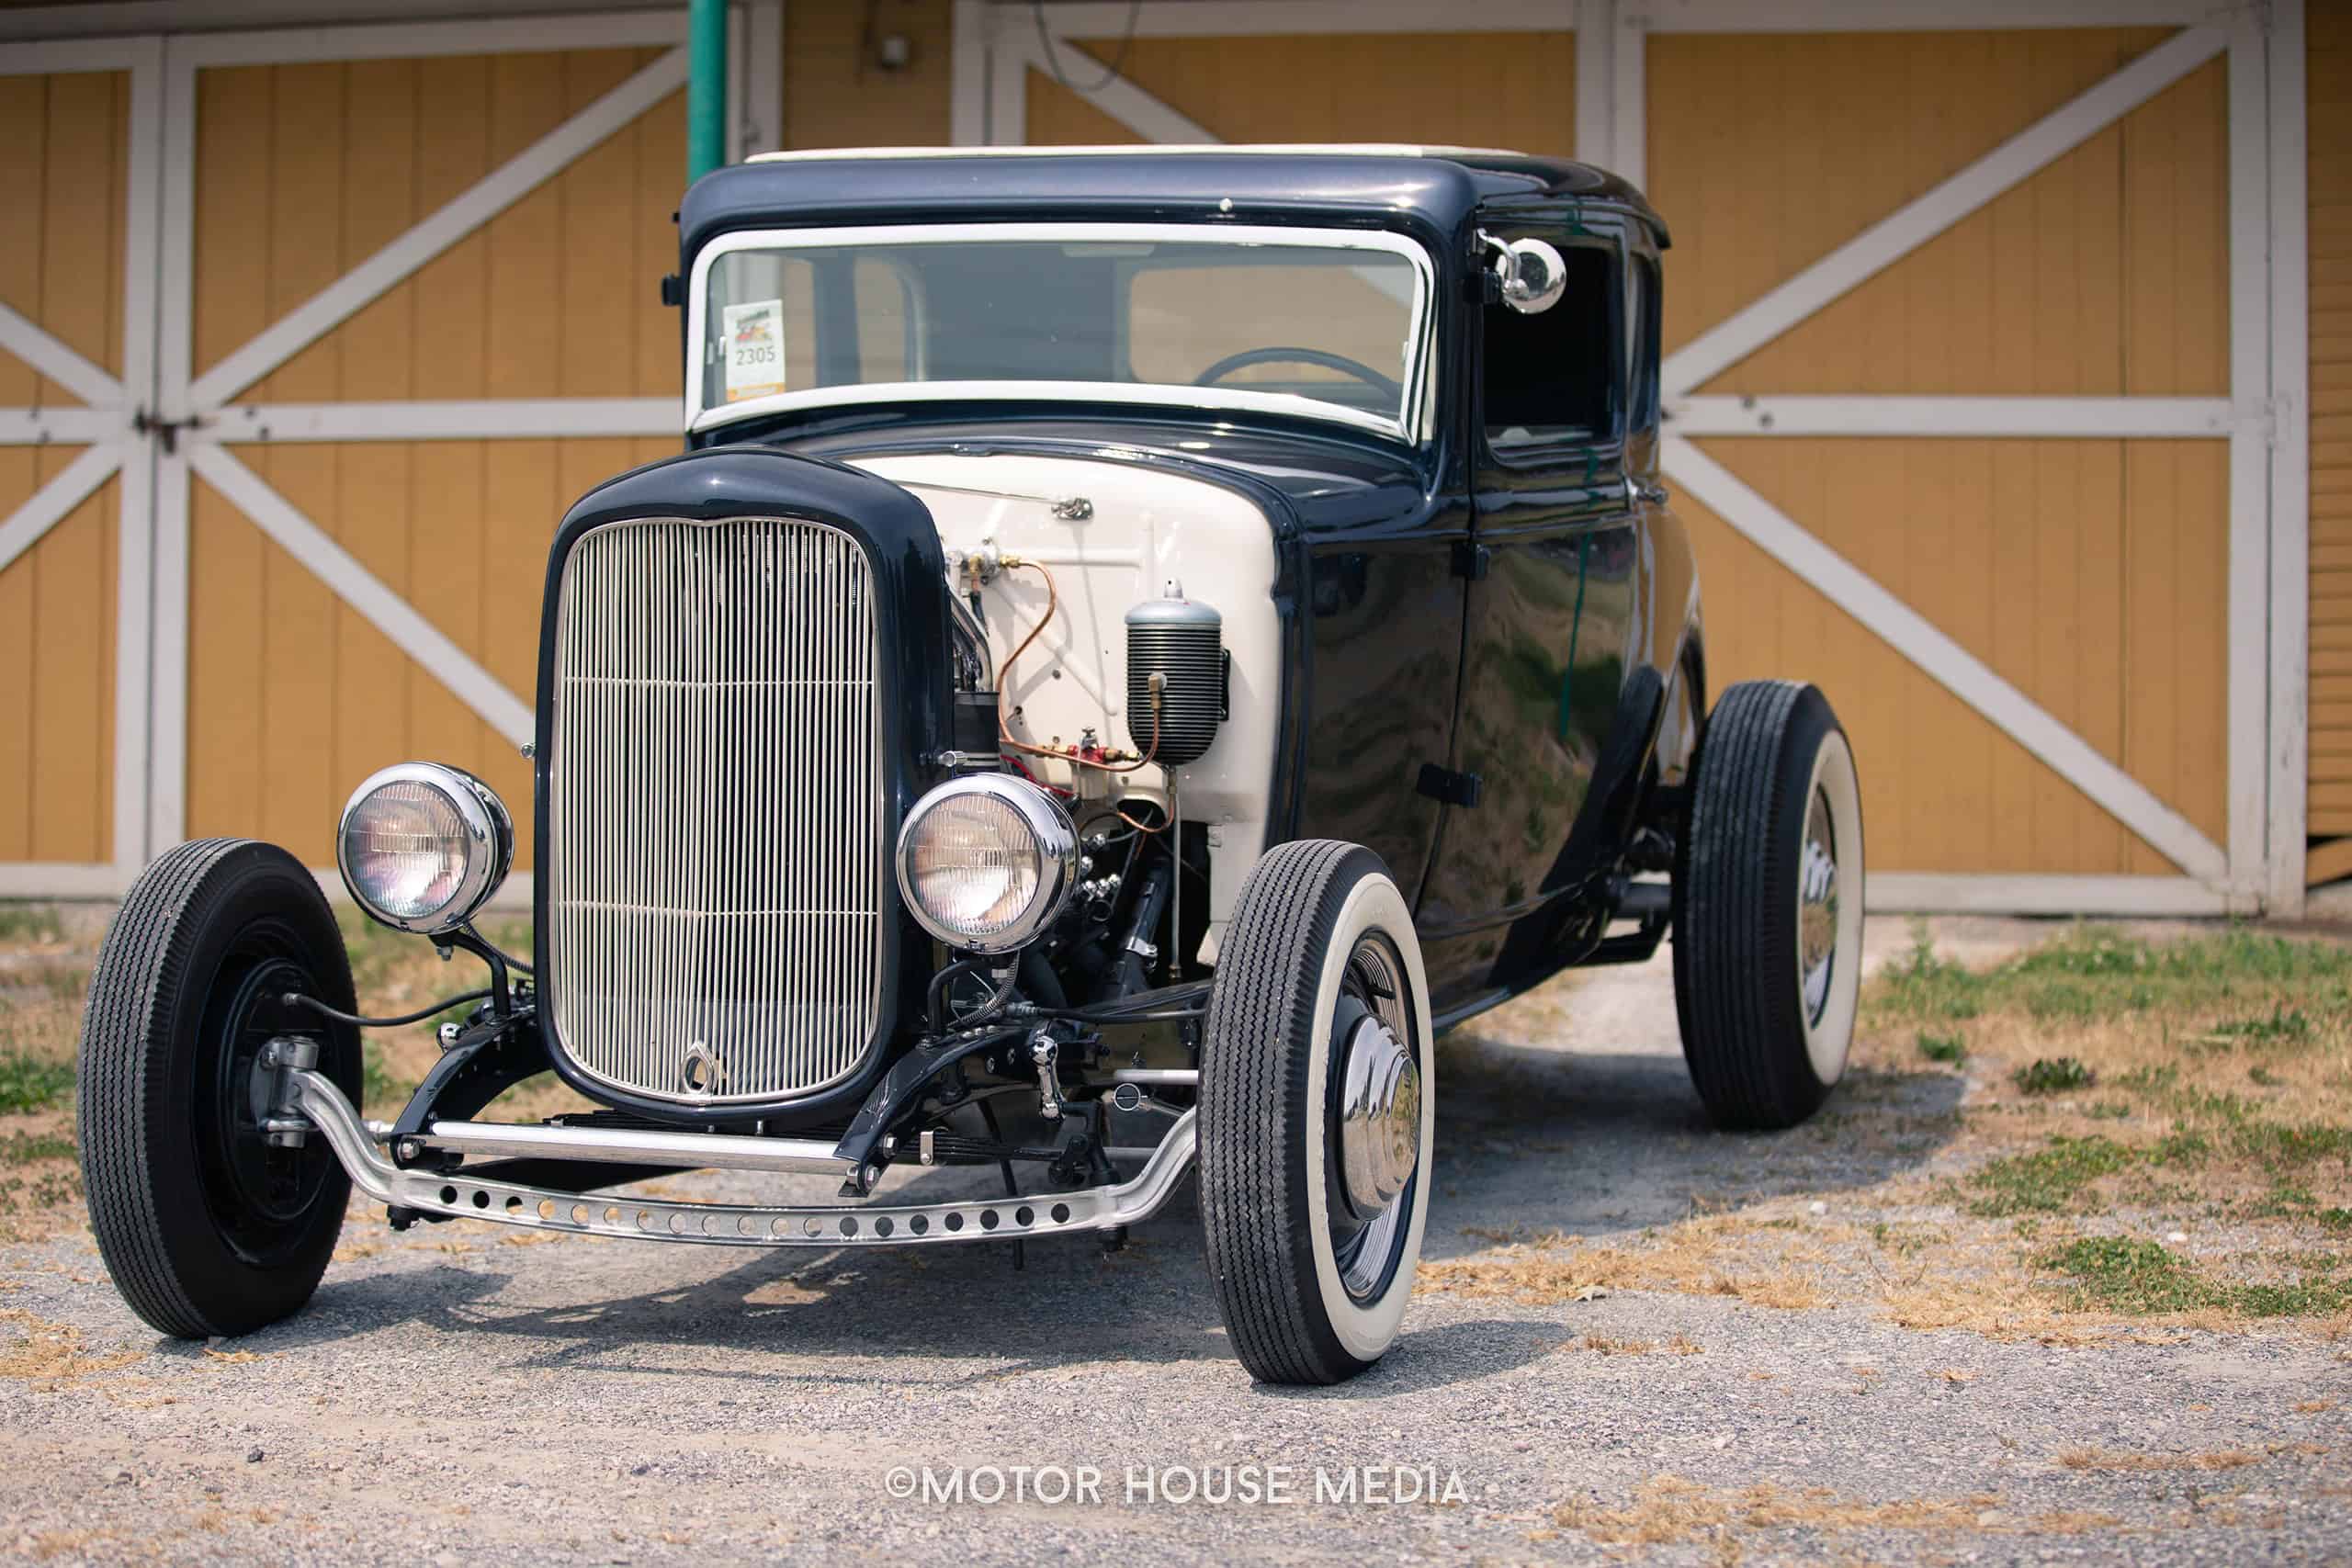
[1626, 252, 1661, 432]
[1481, 241, 1618, 455]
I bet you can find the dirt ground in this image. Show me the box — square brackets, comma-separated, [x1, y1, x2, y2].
[1, 905, 2350, 1564]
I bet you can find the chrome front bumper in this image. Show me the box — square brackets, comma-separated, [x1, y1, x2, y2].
[287, 1068, 1197, 1248]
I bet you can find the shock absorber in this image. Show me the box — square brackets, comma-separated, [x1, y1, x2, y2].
[1111, 860, 1172, 998]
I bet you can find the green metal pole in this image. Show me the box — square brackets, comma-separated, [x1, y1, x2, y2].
[686, 0, 727, 183]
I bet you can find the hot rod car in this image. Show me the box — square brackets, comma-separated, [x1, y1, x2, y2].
[76, 146, 1861, 1386]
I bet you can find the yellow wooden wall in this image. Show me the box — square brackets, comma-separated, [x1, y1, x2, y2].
[1647, 29, 2231, 875]
[1028, 32, 1576, 150]
[784, 0, 955, 149]
[0, 70, 126, 865]
[183, 49, 683, 867]
[2311, 0, 2352, 874]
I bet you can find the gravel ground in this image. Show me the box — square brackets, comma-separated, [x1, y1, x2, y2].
[4, 915, 2350, 1565]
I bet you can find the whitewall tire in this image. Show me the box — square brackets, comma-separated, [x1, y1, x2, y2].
[1199, 840, 1434, 1384]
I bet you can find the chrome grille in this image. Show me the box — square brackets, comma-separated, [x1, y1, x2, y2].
[547, 516, 884, 1105]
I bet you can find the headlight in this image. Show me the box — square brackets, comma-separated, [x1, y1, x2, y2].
[895, 775, 1077, 953]
[336, 762, 514, 934]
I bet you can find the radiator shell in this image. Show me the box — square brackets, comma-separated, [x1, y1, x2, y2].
[531, 448, 949, 1125]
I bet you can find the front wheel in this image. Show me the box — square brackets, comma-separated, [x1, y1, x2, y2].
[1199, 840, 1434, 1385]
[1673, 681, 1864, 1130]
[78, 839, 362, 1337]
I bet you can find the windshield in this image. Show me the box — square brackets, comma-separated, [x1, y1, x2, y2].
[690, 223, 1432, 441]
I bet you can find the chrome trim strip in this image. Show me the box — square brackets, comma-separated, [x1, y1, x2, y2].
[289, 1069, 1198, 1249]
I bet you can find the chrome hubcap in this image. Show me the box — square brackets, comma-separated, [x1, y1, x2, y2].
[1338, 1015, 1420, 1221]
[1798, 784, 1839, 1026]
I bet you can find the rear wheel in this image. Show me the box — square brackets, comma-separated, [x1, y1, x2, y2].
[1673, 682, 1863, 1130]
[77, 839, 362, 1337]
[1199, 840, 1434, 1385]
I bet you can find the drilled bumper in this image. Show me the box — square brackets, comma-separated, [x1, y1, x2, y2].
[287, 1069, 1197, 1248]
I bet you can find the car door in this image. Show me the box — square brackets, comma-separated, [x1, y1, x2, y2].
[1414, 214, 1646, 1013]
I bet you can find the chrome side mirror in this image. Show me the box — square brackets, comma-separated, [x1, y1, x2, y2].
[1482, 233, 1567, 315]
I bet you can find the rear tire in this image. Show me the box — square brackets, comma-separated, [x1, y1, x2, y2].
[1672, 682, 1863, 1131]
[77, 839, 362, 1338]
[1199, 840, 1434, 1385]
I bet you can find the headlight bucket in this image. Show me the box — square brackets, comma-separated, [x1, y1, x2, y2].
[335, 761, 514, 935]
[895, 774, 1077, 954]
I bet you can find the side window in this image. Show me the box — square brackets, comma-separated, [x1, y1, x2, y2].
[1481, 240, 1620, 457]
[1626, 252, 1661, 431]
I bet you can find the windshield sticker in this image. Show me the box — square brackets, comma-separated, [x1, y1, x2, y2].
[722, 299, 786, 402]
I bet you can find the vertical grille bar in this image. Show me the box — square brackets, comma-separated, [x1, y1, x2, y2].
[547, 516, 885, 1104]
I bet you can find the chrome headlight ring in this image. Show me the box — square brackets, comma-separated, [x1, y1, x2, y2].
[894, 774, 1078, 954]
[335, 761, 514, 935]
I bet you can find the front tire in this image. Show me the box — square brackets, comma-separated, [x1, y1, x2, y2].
[1673, 681, 1864, 1131]
[1199, 840, 1434, 1385]
[78, 839, 362, 1338]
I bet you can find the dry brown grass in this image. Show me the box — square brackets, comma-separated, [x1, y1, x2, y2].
[1420, 1214, 1836, 1312]
[1560, 1332, 1703, 1356]
[2057, 1443, 2326, 1472]
[1553, 1474, 1996, 1552]
[0, 1307, 142, 1389]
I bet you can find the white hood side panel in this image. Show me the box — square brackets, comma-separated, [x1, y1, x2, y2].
[850, 452, 1281, 960]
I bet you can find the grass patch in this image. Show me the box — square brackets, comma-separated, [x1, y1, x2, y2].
[2013, 1056, 2093, 1095]
[1870, 923, 2352, 1029]
[1966, 1136, 2135, 1216]
[0, 908, 62, 945]
[0, 1131, 73, 1166]
[2196, 1005, 2313, 1050]
[0, 1054, 73, 1115]
[2034, 1236, 2352, 1319]
[1917, 1032, 1967, 1066]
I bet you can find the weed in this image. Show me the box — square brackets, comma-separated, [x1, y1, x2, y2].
[2035, 1236, 2352, 1318]
[0, 908, 62, 945]
[2013, 1057, 2093, 1096]
[2086, 1101, 2132, 1121]
[1917, 1032, 1968, 1066]
[0, 1055, 73, 1116]
[1872, 926, 1986, 1021]
[1967, 1137, 2135, 1216]
[0, 1133, 72, 1167]
[2197, 1006, 2314, 1051]
[2035, 1237, 2215, 1314]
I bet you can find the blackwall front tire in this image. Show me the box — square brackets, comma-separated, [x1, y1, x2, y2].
[1673, 682, 1864, 1132]
[77, 839, 363, 1338]
[1199, 840, 1434, 1385]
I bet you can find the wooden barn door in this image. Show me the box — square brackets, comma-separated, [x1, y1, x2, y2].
[990, 0, 2302, 917]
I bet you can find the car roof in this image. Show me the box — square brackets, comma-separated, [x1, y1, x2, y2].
[681, 144, 1668, 254]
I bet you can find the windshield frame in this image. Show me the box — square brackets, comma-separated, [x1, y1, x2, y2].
[684, 221, 1439, 445]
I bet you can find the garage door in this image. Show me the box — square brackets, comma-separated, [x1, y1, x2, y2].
[0, 40, 154, 893]
[989, 0, 2305, 916]
[0, 10, 782, 895]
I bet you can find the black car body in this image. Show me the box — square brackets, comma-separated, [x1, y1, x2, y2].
[78, 148, 1862, 1387]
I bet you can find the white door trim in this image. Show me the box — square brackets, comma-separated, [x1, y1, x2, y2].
[2266, 0, 2311, 912]
[209, 398, 680, 445]
[1667, 395, 2234, 440]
